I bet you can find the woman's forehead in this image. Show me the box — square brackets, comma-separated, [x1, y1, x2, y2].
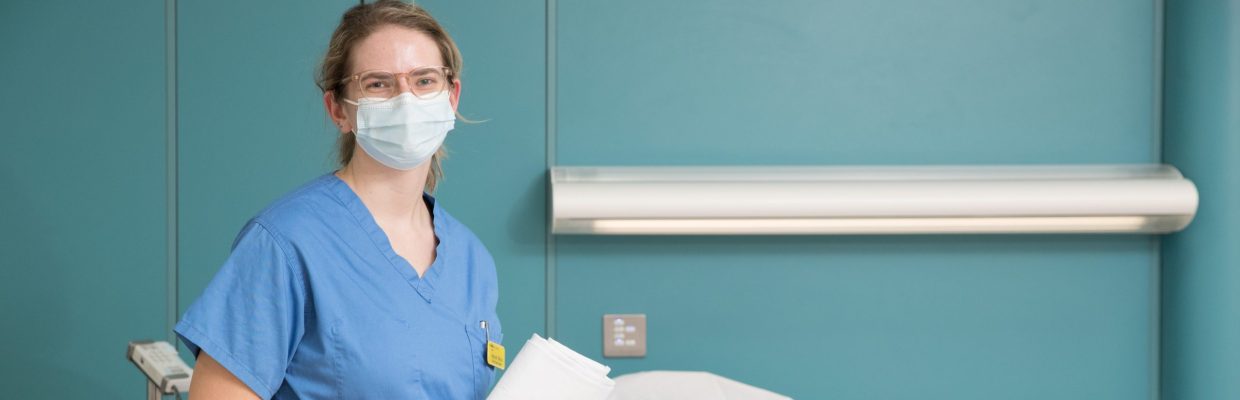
[350, 25, 442, 72]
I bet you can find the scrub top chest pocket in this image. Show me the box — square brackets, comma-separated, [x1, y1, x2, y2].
[469, 318, 504, 396]
[330, 310, 485, 399]
[326, 314, 420, 398]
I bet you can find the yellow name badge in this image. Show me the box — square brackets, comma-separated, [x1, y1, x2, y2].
[486, 341, 506, 369]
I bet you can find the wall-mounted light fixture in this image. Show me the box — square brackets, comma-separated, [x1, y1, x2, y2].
[549, 165, 1198, 235]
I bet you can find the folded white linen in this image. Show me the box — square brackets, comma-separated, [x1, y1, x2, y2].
[487, 334, 616, 400]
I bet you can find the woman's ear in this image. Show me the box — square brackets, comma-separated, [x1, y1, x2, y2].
[449, 79, 462, 112]
[323, 91, 351, 134]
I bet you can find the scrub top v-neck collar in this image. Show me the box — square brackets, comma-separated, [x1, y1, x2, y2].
[325, 172, 447, 303]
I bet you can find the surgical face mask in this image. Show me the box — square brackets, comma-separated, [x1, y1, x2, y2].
[344, 91, 455, 170]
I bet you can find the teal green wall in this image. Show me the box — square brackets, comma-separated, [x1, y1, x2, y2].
[1162, 0, 1240, 398]
[552, 1, 1159, 398]
[556, 236, 1155, 398]
[0, 0, 168, 398]
[555, 0, 1157, 166]
[7, 0, 1238, 399]
[174, 0, 344, 326]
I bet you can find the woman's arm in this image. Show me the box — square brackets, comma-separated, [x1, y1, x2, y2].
[188, 351, 262, 400]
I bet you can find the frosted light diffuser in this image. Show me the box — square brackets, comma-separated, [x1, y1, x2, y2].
[549, 165, 1198, 235]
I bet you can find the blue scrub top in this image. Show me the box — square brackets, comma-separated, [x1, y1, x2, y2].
[175, 172, 503, 399]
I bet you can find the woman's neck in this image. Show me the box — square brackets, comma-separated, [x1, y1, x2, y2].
[336, 155, 432, 231]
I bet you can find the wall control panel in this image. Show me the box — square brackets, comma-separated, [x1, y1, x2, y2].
[603, 314, 646, 358]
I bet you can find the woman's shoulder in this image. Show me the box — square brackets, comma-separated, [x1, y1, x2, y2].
[431, 200, 495, 262]
[249, 172, 347, 239]
[430, 202, 499, 292]
[431, 200, 482, 243]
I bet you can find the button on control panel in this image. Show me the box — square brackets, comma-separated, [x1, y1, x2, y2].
[603, 314, 646, 358]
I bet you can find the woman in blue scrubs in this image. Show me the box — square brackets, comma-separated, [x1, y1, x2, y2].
[175, 1, 502, 398]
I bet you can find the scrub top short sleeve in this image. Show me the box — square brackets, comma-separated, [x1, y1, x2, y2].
[175, 219, 307, 400]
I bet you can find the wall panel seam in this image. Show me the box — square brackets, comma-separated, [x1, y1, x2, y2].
[165, 0, 179, 344]
[545, 0, 558, 338]
[1152, 0, 1164, 398]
